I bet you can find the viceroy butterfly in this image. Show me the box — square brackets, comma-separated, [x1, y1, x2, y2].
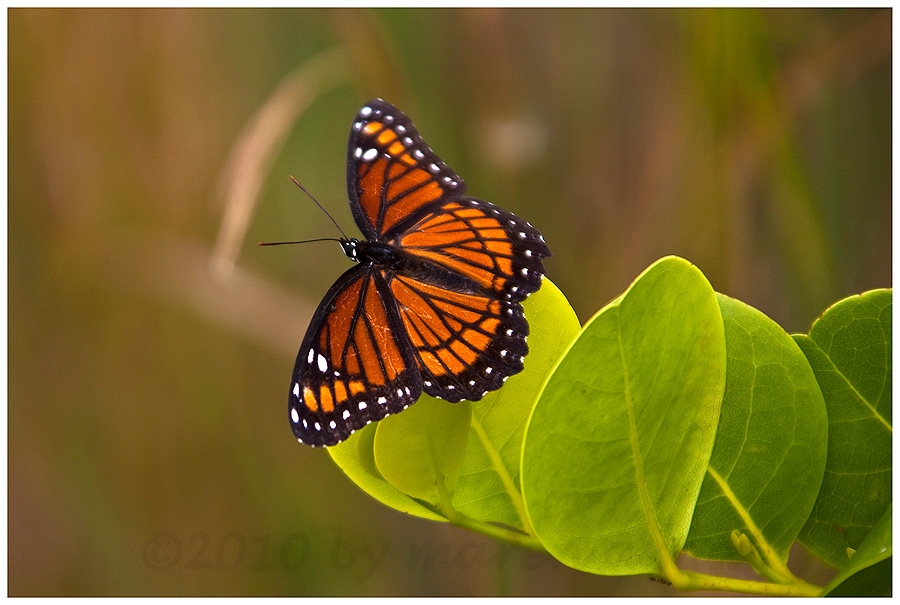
[287, 99, 550, 447]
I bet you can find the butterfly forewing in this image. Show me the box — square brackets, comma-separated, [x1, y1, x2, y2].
[289, 266, 421, 447]
[347, 99, 466, 240]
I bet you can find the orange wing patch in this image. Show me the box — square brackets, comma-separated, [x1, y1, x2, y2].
[395, 201, 519, 296]
[350, 115, 465, 237]
[310, 272, 408, 401]
[289, 268, 421, 447]
[388, 273, 529, 402]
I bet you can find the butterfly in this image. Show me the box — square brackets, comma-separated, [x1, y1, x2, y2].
[288, 99, 550, 447]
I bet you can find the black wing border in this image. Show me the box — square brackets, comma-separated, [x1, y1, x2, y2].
[345, 98, 468, 241]
[289, 262, 422, 446]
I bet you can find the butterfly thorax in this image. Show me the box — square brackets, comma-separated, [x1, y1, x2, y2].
[341, 238, 402, 268]
[341, 237, 483, 295]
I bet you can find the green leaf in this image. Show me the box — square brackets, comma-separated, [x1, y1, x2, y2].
[683, 294, 828, 572]
[452, 279, 581, 530]
[329, 279, 574, 523]
[794, 289, 892, 569]
[821, 504, 892, 596]
[327, 423, 446, 521]
[373, 396, 471, 506]
[521, 256, 726, 576]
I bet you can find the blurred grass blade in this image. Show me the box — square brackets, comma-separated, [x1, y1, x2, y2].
[211, 47, 348, 278]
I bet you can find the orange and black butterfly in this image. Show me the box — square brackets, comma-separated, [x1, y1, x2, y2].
[288, 99, 550, 447]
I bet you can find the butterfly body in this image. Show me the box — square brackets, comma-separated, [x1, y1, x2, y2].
[289, 99, 550, 447]
[340, 238, 400, 267]
[344, 237, 487, 297]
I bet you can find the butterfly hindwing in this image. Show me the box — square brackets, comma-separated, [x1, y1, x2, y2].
[288, 265, 422, 447]
[383, 195, 549, 402]
[347, 99, 465, 241]
[387, 273, 530, 402]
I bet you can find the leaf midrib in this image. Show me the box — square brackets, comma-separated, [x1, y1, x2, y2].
[470, 413, 535, 535]
[618, 316, 670, 569]
[817, 341, 892, 433]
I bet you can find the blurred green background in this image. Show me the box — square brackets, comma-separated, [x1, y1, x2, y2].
[9, 8, 890, 596]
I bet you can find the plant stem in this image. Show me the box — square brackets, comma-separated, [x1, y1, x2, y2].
[425, 471, 546, 552]
[707, 465, 806, 584]
[672, 569, 822, 596]
[446, 510, 546, 552]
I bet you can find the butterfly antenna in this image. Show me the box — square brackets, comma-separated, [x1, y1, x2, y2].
[289, 175, 349, 241]
[258, 237, 344, 247]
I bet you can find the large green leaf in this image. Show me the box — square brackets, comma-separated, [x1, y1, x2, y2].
[521, 256, 726, 576]
[794, 289, 892, 569]
[451, 279, 581, 530]
[684, 294, 828, 568]
[821, 504, 892, 596]
[327, 423, 446, 521]
[329, 279, 572, 522]
[373, 395, 471, 506]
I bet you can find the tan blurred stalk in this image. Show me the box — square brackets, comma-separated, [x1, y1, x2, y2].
[106, 48, 353, 357]
[210, 47, 349, 280]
